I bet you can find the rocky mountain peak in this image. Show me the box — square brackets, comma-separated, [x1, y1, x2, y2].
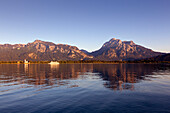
[110, 38, 120, 41]
[111, 38, 117, 40]
[102, 38, 137, 48]
[28, 40, 56, 47]
[91, 38, 162, 61]
[33, 40, 44, 44]
[102, 38, 122, 48]
[123, 40, 135, 45]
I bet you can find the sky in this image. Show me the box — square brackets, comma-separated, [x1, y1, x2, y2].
[0, 0, 170, 53]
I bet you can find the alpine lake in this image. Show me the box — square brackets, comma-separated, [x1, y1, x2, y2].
[0, 63, 170, 113]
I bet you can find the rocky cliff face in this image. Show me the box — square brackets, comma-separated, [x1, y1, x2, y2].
[91, 38, 163, 61]
[0, 40, 93, 61]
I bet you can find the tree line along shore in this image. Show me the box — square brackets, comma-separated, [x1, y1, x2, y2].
[0, 60, 169, 64]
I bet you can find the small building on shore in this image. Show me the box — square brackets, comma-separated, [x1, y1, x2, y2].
[49, 61, 59, 64]
[24, 59, 29, 64]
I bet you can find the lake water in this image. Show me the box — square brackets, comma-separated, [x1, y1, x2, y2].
[0, 64, 170, 113]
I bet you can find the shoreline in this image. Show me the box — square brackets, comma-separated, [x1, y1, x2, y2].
[0, 61, 169, 64]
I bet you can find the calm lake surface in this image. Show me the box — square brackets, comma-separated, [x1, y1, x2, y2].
[0, 63, 170, 113]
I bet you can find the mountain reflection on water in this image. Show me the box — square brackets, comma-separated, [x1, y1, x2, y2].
[0, 64, 169, 92]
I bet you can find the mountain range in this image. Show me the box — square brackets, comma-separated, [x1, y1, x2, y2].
[0, 38, 166, 61]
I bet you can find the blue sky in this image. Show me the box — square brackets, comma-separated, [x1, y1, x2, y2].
[0, 0, 170, 52]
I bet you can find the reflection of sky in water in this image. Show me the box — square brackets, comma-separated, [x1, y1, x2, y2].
[0, 64, 170, 113]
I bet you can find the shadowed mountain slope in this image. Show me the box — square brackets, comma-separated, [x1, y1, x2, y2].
[142, 53, 170, 61]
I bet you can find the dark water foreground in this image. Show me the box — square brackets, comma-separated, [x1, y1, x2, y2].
[0, 64, 170, 113]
